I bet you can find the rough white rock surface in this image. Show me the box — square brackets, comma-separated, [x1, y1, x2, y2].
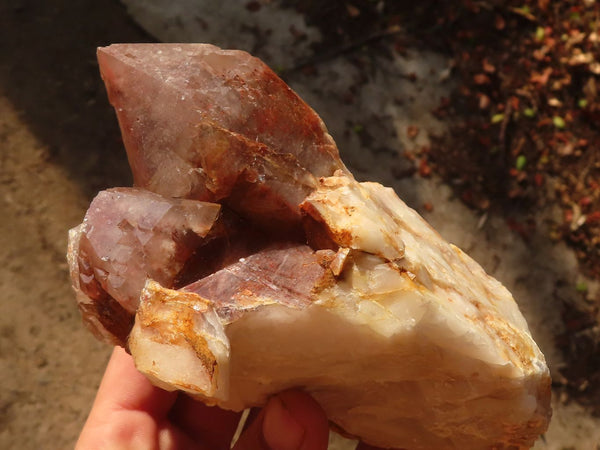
[130, 177, 551, 449]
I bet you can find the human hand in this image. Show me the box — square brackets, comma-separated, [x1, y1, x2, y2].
[76, 346, 330, 450]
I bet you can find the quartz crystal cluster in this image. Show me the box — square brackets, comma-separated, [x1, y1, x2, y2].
[68, 44, 551, 449]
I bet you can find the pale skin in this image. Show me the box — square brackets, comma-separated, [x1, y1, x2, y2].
[77, 347, 385, 450]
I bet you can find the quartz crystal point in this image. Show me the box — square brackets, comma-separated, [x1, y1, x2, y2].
[97, 43, 344, 231]
[67, 44, 551, 449]
[68, 188, 222, 344]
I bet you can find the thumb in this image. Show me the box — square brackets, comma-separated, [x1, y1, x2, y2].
[233, 390, 329, 450]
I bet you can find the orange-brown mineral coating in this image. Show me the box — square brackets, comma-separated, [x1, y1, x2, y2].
[136, 286, 218, 378]
[183, 244, 336, 322]
[187, 122, 318, 232]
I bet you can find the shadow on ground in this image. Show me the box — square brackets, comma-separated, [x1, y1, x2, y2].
[0, 0, 153, 197]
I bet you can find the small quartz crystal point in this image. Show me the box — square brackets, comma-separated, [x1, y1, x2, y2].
[68, 188, 222, 344]
[67, 43, 551, 449]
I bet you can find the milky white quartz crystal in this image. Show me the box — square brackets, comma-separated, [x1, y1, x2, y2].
[68, 43, 551, 449]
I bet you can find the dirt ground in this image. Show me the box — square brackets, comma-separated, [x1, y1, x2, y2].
[1, 1, 599, 449]
[0, 1, 148, 448]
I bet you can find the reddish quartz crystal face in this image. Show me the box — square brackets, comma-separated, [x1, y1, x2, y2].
[96, 44, 347, 230]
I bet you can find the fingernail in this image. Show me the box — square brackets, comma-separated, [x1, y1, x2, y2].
[262, 396, 306, 450]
